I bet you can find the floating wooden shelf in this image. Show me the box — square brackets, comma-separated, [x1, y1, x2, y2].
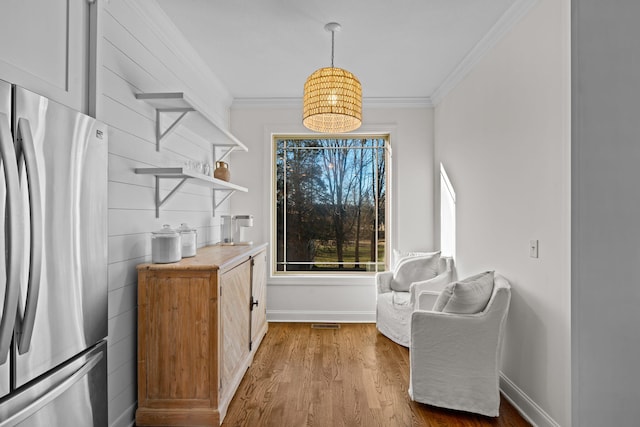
[135, 167, 248, 217]
[135, 92, 248, 158]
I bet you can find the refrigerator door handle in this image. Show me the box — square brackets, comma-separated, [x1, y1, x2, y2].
[0, 113, 25, 364]
[15, 118, 43, 354]
[0, 350, 104, 427]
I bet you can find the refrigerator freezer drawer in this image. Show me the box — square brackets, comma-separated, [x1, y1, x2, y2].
[0, 341, 107, 427]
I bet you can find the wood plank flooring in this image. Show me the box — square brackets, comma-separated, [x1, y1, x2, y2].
[223, 323, 531, 427]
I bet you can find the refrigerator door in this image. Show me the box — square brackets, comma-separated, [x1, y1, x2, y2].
[0, 341, 107, 427]
[0, 79, 10, 399]
[12, 86, 108, 388]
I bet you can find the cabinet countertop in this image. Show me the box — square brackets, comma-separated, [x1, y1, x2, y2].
[137, 243, 268, 272]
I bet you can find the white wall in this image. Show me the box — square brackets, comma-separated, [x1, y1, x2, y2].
[230, 104, 435, 321]
[572, 1, 640, 425]
[93, 1, 236, 426]
[433, 0, 570, 426]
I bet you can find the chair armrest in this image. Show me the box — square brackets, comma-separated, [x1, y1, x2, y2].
[416, 291, 440, 311]
[409, 269, 452, 306]
[376, 271, 394, 294]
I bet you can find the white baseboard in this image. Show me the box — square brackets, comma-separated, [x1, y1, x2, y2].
[267, 310, 376, 323]
[500, 373, 560, 427]
[110, 402, 136, 427]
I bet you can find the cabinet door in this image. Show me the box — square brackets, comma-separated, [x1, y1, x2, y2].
[0, 0, 89, 111]
[250, 250, 268, 348]
[220, 260, 251, 395]
[138, 272, 214, 404]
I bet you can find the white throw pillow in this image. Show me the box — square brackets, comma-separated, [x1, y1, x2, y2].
[433, 271, 495, 314]
[390, 252, 441, 292]
[392, 249, 439, 270]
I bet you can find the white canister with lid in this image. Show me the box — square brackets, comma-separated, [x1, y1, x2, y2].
[177, 223, 197, 257]
[151, 224, 182, 263]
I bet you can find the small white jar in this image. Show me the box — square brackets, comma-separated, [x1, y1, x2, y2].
[151, 224, 181, 263]
[177, 223, 197, 257]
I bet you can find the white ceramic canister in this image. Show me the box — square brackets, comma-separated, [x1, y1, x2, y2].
[151, 224, 182, 263]
[177, 223, 197, 257]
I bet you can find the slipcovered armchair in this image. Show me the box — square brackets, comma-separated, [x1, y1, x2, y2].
[409, 273, 512, 417]
[375, 252, 454, 347]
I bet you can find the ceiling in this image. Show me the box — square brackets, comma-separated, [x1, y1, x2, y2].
[155, 0, 518, 102]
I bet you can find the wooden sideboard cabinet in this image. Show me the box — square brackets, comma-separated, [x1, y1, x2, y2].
[135, 244, 268, 426]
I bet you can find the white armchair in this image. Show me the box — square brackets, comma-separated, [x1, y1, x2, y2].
[409, 274, 511, 417]
[375, 254, 454, 347]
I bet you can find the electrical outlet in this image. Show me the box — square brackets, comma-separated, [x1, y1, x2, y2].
[529, 240, 539, 258]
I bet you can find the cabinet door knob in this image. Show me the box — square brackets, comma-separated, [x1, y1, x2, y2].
[250, 297, 259, 310]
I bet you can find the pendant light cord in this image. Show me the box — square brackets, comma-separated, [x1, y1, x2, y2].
[331, 30, 335, 68]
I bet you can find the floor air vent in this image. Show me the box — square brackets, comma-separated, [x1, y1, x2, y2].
[311, 323, 341, 330]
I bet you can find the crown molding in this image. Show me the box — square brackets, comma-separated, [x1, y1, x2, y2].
[132, 0, 536, 111]
[231, 96, 433, 109]
[231, 0, 538, 110]
[364, 97, 433, 108]
[431, 0, 539, 106]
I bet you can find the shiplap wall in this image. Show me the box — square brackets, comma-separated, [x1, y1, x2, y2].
[93, 1, 237, 426]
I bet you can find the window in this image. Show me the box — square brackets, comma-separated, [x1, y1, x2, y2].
[274, 135, 390, 274]
[440, 163, 456, 258]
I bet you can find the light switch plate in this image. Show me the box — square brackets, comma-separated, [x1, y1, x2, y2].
[529, 240, 539, 258]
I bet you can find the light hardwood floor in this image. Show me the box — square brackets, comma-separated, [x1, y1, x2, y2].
[223, 323, 531, 427]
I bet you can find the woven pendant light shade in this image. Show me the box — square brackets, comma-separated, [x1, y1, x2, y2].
[303, 67, 362, 133]
[302, 23, 362, 133]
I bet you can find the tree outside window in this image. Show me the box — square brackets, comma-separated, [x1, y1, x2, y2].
[274, 135, 389, 274]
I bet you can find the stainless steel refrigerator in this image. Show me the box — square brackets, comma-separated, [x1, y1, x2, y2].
[0, 80, 108, 426]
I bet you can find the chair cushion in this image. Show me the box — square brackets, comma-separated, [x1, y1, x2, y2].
[390, 252, 441, 292]
[392, 249, 438, 270]
[433, 271, 494, 314]
[391, 290, 411, 307]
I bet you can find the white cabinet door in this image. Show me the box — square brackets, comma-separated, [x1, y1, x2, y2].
[0, 0, 90, 111]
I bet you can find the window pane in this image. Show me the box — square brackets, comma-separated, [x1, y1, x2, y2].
[440, 163, 456, 258]
[274, 136, 389, 274]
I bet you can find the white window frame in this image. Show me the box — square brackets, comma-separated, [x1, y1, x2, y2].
[272, 133, 391, 276]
